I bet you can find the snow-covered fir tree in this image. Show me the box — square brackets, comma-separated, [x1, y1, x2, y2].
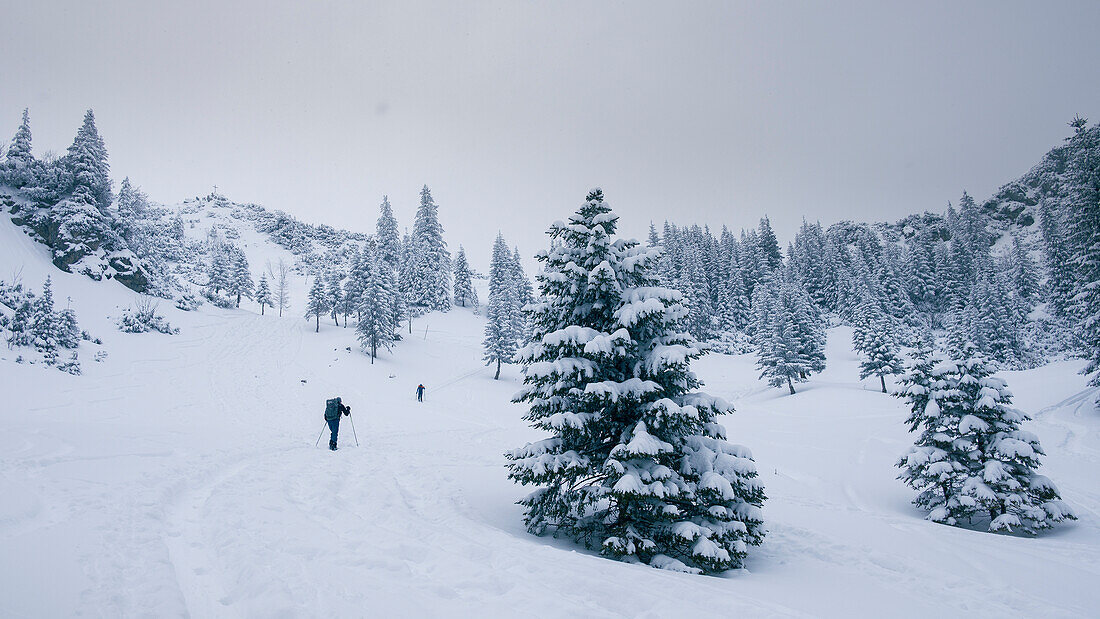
[896, 344, 1076, 532]
[326, 269, 344, 325]
[510, 246, 533, 337]
[856, 311, 904, 393]
[1009, 236, 1039, 304]
[506, 189, 765, 574]
[376, 195, 402, 270]
[45, 110, 119, 273]
[676, 244, 714, 341]
[2, 108, 36, 188]
[754, 271, 826, 394]
[452, 245, 477, 309]
[230, 251, 253, 308]
[305, 276, 328, 333]
[255, 274, 272, 315]
[356, 240, 397, 362]
[482, 233, 517, 380]
[407, 185, 451, 312]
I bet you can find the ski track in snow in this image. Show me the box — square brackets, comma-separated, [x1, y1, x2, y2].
[2, 223, 1100, 616]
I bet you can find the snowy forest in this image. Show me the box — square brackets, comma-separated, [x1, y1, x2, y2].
[0, 106, 1098, 611]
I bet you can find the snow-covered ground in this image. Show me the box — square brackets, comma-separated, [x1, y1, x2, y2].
[2, 218, 1099, 617]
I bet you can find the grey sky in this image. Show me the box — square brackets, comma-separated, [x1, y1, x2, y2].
[3, 1, 1099, 269]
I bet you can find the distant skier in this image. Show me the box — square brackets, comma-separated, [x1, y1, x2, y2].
[416, 384, 425, 402]
[324, 397, 351, 451]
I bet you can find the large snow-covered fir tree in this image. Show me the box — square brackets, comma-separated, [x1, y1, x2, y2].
[407, 185, 452, 312]
[506, 189, 765, 574]
[483, 233, 517, 380]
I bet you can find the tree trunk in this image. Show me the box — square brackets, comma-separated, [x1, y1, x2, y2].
[236, 293, 241, 307]
[315, 314, 319, 333]
[261, 304, 265, 316]
[494, 358, 501, 380]
[787, 375, 795, 395]
[880, 374, 887, 393]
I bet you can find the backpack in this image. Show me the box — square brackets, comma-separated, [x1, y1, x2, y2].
[324, 397, 341, 421]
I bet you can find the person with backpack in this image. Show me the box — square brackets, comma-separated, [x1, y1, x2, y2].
[324, 396, 351, 451]
[416, 384, 425, 402]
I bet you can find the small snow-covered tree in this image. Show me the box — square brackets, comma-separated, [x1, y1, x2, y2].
[266, 258, 291, 317]
[255, 274, 272, 315]
[506, 189, 765, 574]
[950, 344, 1075, 532]
[511, 246, 533, 337]
[897, 345, 1076, 532]
[305, 276, 328, 333]
[230, 251, 253, 308]
[754, 272, 825, 394]
[326, 269, 344, 325]
[1009, 236, 1039, 304]
[483, 233, 517, 379]
[2, 108, 35, 188]
[453, 245, 477, 308]
[857, 314, 904, 393]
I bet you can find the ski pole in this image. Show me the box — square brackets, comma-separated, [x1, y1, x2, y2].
[349, 412, 359, 447]
[315, 422, 327, 447]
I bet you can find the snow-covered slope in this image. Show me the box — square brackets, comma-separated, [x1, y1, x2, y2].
[2, 216, 1099, 617]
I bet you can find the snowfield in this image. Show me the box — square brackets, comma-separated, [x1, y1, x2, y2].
[2, 219, 1099, 617]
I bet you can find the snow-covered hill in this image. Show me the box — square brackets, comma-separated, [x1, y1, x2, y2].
[1, 213, 1099, 617]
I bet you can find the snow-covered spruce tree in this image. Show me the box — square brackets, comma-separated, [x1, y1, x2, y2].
[255, 274, 272, 315]
[756, 216, 783, 273]
[483, 233, 517, 379]
[44, 110, 120, 274]
[305, 276, 328, 333]
[230, 251, 253, 308]
[2, 108, 36, 189]
[896, 352, 973, 525]
[376, 195, 402, 269]
[754, 271, 825, 394]
[676, 244, 714, 341]
[326, 269, 344, 325]
[1038, 202, 1075, 319]
[408, 185, 452, 312]
[356, 240, 397, 362]
[950, 344, 1076, 532]
[453, 245, 477, 308]
[511, 246, 533, 336]
[857, 313, 904, 393]
[1009, 236, 1039, 305]
[342, 248, 363, 324]
[897, 345, 1076, 532]
[30, 276, 62, 364]
[506, 189, 765, 574]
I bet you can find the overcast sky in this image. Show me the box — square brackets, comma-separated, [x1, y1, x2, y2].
[3, 1, 1099, 269]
